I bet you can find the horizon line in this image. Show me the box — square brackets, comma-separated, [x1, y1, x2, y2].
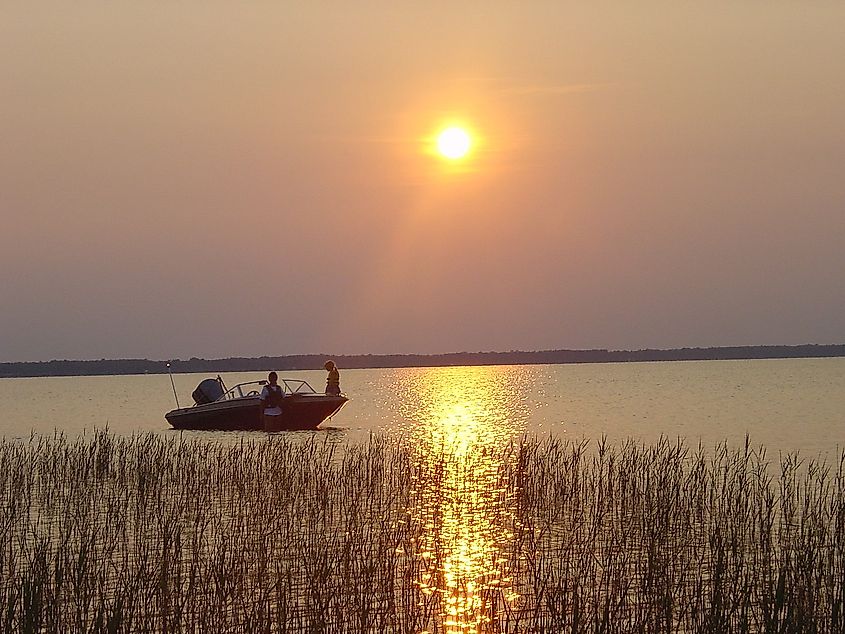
[2, 343, 844, 378]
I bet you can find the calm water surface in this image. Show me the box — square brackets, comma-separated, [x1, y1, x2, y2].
[3, 359, 844, 631]
[1, 358, 843, 454]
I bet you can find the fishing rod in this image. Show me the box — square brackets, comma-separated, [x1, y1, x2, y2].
[167, 362, 180, 409]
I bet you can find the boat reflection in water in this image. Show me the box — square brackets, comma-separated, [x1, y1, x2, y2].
[395, 366, 529, 632]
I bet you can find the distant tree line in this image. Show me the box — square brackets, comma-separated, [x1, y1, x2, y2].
[1, 344, 843, 378]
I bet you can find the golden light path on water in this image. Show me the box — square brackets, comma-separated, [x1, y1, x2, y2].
[393, 366, 531, 632]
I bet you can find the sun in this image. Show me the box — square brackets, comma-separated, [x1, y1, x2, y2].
[436, 126, 472, 160]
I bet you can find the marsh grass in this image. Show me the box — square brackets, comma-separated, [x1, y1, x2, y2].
[1, 431, 844, 632]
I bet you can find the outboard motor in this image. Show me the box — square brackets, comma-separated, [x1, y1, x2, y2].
[192, 377, 225, 405]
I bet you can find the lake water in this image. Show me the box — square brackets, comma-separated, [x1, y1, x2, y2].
[3, 357, 845, 631]
[1, 357, 844, 455]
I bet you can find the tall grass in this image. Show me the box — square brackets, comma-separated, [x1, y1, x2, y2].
[0, 430, 843, 632]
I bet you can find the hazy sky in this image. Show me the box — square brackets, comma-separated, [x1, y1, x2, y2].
[2, 2, 844, 362]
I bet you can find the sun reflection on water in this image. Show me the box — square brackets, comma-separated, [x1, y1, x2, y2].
[396, 366, 528, 632]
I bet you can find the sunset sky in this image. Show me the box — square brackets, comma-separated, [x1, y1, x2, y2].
[2, 2, 844, 362]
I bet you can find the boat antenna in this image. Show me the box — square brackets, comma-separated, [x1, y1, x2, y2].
[167, 362, 181, 409]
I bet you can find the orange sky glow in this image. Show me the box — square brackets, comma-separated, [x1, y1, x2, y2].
[1, 2, 844, 361]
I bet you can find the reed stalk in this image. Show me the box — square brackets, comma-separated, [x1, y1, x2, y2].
[0, 430, 843, 632]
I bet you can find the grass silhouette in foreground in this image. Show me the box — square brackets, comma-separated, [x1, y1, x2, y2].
[1, 431, 843, 632]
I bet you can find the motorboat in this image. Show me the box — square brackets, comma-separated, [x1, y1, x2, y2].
[165, 375, 347, 432]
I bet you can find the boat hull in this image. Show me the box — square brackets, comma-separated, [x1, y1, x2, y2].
[165, 394, 347, 431]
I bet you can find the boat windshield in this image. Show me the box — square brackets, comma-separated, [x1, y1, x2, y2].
[281, 379, 317, 395]
[219, 378, 317, 401]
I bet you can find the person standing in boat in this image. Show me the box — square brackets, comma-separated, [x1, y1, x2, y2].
[260, 371, 284, 428]
[324, 360, 341, 396]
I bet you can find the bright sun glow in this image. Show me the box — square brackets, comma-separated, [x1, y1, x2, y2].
[437, 127, 472, 160]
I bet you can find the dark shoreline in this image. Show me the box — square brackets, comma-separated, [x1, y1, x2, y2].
[2, 343, 844, 378]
